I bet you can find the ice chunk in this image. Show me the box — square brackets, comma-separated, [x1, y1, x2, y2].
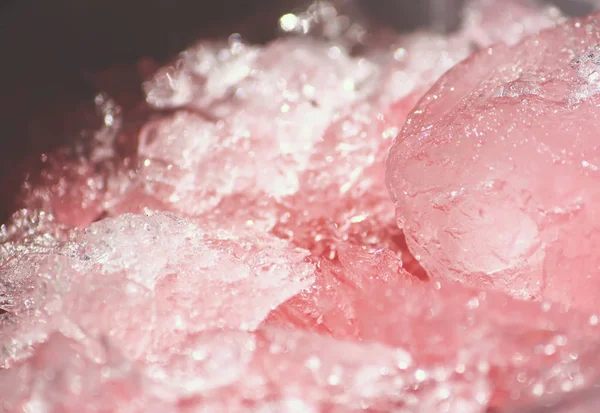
[146, 36, 376, 115]
[0, 212, 315, 368]
[144, 37, 261, 110]
[387, 12, 600, 310]
[145, 36, 378, 172]
[74, 213, 315, 346]
[110, 110, 302, 216]
[0, 252, 75, 368]
[0, 209, 67, 265]
[266, 246, 600, 410]
[111, 36, 379, 222]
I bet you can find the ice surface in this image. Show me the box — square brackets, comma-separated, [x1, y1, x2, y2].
[0, 212, 314, 369]
[387, 11, 600, 311]
[266, 245, 600, 409]
[271, 0, 562, 259]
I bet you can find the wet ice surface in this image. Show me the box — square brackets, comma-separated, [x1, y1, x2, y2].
[3, 0, 600, 412]
[387, 10, 600, 313]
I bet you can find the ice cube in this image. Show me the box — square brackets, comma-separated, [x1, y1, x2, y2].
[387, 12, 600, 310]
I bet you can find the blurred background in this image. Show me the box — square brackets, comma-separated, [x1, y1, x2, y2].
[0, 0, 284, 158]
[0, 0, 597, 174]
[0, 0, 594, 87]
[0, 0, 464, 163]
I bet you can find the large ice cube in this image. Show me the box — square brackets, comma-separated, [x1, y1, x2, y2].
[387, 12, 600, 310]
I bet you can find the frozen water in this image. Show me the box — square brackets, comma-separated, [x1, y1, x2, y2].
[3, 1, 600, 412]
[387, 11, 600, 310]
[0, 212, 314, 368]
[266, 245, 600, 410]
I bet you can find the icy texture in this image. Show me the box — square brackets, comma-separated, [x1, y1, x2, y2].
[5, 1, 600, 412]
[130, 0, 553, 257]
[4, 231, 600, 412]
[266, 245, 600, 409]
[0, 212, 314, 369]
[115, 36, 378, 217]
[388, 12, 600, 310]
[273, 0, 562, 258]
[0, 209, 67, 265]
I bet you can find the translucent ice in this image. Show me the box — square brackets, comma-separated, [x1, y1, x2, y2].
[270, 0, 559, 258]
[0, 212, 314, 368]
[3, 227, 600, 412]
[387, 12, 600, 310]
[266, 245, 600, 410]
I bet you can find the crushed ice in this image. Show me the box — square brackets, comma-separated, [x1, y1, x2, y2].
[3, 1, 600, 413]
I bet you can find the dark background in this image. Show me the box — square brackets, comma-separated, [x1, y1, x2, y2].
[0, 0, 289, 158]
[0, 0, 595, 169]
[0, 0, 591, 88]
[0, 0, 464, 161]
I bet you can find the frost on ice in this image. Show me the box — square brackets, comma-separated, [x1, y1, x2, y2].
[387, 12, 600, 311]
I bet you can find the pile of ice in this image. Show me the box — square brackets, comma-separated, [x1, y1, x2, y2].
[3, 1, 600, 412]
